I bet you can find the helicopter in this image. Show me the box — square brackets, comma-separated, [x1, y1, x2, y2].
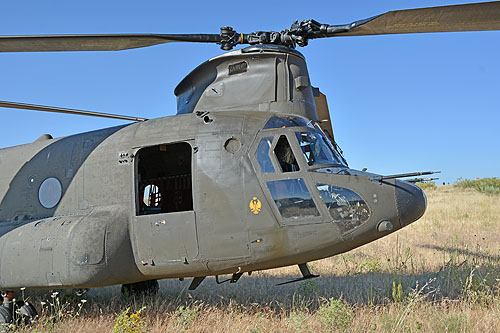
[0, 0, 498, 325]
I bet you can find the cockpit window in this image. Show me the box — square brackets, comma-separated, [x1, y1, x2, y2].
[314, 124, 348, 167]
[295, 131, 345, 167]
[274, 135, 299, 172]
[264, 116, 314, 129]
[256, 137, 275, 173]
[267, 179, 319, 219]
[311, 167, 351, 175]
[316, 184, 370, 233]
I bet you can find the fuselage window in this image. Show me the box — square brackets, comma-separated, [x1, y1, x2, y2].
[274, 135, 299, 173]
[256, 137, 275, 173]
[136, 143, 193, 215]
[267, 178, 319, 219]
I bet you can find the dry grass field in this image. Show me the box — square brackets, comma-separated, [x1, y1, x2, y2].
[15, 185, 500, 332]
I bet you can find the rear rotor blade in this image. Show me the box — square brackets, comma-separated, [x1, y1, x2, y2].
[328, 1, 500, 37]
[0, 34, 221, 52]
[0, 100, 147, 121]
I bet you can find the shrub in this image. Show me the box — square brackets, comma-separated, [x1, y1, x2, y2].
[174, 305, 199, 327]
[113, 307, 146, 333]
[455, 177, 500, 195]
[317, 297, 352, 331]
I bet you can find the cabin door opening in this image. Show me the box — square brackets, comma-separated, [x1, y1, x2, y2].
[133, 141, 199, 266]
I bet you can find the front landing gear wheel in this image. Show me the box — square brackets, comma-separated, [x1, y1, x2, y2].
[121, 279, 159, 297]
[15, 301, 38, 325]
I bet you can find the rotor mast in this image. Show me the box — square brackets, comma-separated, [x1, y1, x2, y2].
[219, 1, 500, 50]
[0, 1, 498, 121]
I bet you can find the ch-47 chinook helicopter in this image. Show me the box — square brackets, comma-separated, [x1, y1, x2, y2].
[0, 0, 498, 324]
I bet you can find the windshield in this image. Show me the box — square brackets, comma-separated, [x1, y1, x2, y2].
[295, 131, 346, 168]
[264, 116, 314, 129]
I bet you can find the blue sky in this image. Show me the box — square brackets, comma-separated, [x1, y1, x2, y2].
[0, 1, 498, 184]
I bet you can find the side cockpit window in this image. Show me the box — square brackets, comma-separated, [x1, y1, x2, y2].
[252, 126, 323, 222]
[136, 142, 193, 215]
[267, 178, 319, 219]
[256, 137, 275, 173]
[255, 135, 300, 174]
[274, 135, 299, 173]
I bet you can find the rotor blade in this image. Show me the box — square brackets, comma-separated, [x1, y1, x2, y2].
[0, 101, 147, 121]
[326, 1, 500, 37]
[0, 34, 221, 52]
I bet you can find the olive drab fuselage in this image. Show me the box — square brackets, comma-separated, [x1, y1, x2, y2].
[0, 45, 426, 289]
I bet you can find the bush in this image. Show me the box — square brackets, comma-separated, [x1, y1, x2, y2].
[174, 305, 199, 327]
[317, 297, 352, 331]
[113, 307, 146, 333]
[455, 177, 500, 195]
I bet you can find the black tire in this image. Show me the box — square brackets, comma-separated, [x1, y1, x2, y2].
[0, 306, 13, 331]
[15, 301, 38, 325]
[121, 279, 159, 297]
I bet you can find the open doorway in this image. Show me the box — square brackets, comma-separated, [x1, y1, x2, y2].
[136, 142, 193, 215]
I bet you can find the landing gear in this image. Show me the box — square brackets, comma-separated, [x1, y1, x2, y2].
[0, 291, 38, 328]
[121, 279, 159, 297]
[0, 291, 14, 330]
[0, 306, 12, 328]
[15, 301, 38, 325]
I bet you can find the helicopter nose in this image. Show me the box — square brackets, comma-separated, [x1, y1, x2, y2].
[395, 180, 427, 227]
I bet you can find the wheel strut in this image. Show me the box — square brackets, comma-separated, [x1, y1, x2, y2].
[0, 290, 39, 326]
[1, 291, 14, 309]
[0, 291, 14, 327]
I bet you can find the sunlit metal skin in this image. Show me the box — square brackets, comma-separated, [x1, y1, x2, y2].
[0, 50, 427, 290]
[0, 111, 426, 290]
[395, 180, 427, 227]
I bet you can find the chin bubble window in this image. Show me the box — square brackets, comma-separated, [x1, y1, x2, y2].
[316, 184, 370, 233]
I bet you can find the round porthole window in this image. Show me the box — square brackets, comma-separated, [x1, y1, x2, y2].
[38, 177, 62, 209]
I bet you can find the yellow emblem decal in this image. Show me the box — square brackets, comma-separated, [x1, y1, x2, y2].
[249, 197, 262, 215]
